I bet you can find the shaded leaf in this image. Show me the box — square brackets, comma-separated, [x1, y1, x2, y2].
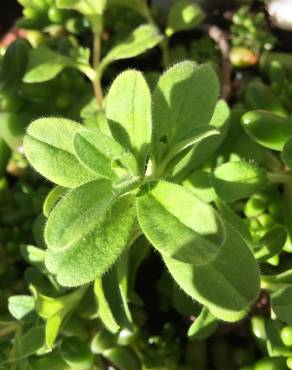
[103, 346, 140, 370]
[0, 112, 27, 150]
[272, 286, 292, 325]
[94, 265, 133, 333]
[254, 226, 287, 261]
[152, 62, 219, 163]
[282, 137, 292, 170]
[188, 307, 218, 340]
[137, 181, 224, 265]
[60, 337, 94, 369]
[216, 200, 252, 247]
[212, 161, 267, 202]
[183, 170, 216, 203]
[164, 221, 260, 321]
[30, 353, 71, 370]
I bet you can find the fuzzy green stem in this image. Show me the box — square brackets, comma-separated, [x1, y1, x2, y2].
[139, 2, 170, 70]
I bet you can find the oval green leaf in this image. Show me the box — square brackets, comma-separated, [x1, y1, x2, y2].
[212, 161, 267, 202]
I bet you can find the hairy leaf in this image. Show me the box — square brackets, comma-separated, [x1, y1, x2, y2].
[24, 118, 96, 188]
[45, 179, 113, 250]
[73, 128, 123, 179]
[216, 200, 252, 247]
[45, 194, 136, 286]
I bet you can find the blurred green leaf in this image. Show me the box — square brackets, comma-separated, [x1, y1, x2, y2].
[166, 1, 205, 37]
[100, 25, 163, 73]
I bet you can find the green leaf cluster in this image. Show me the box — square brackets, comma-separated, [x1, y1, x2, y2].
[24, 61, 260, 322]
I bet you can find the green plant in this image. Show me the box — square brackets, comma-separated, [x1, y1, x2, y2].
[4, 1, 292, 369]
[23, 60, 264, 324]
[230, 5, 276, 67]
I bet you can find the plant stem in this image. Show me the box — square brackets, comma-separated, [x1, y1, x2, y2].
[0, 323, 18, 337]
[161, 38, 170, 69]
[140, 1, 155, 25]
[265, 151, 284, 172]
[268, 171, 292, 184]
[92, 33, 103, 108]
[139, 2, 170, 70]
